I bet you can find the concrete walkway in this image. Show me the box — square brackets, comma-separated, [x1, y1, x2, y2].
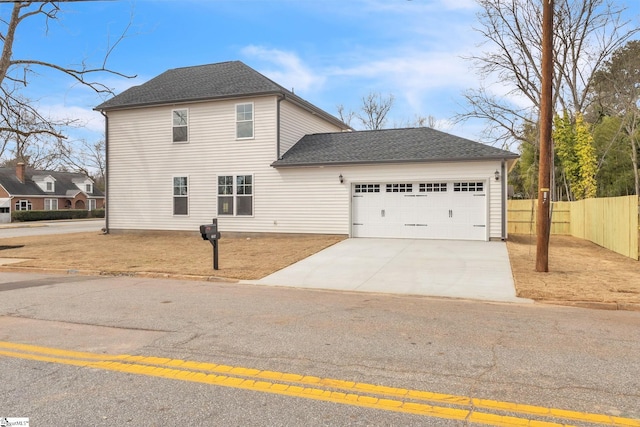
[247, 239, 531, 303]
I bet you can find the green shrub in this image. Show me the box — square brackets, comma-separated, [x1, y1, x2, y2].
[90, 209, 105, 218]
[12, 209, 92, 222]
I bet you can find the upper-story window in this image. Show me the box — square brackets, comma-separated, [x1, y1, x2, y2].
[46, 181, 53, 192]
[172, 109, 188, 143]
[85, 183, 93, 193]
[236, 103, 253, 139]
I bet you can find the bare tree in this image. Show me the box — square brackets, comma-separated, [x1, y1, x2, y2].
[410, 114, 439, 129]
[455, 0, 638, 148]
[0, 1, 134, 165]
[336, 104, 355, 128]
[57, 138, 106, 190]
[356, 92, 395, 130]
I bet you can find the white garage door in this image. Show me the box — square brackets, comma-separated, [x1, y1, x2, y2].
[0, 198, 10, 224]
[352, 181, 487, 241]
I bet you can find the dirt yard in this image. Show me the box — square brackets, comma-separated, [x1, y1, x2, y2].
[1, 230, 638, 307]
[507, 234, 640, 306]
[0, 232, 345, 280]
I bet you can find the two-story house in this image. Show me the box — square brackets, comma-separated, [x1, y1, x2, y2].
[95, 61, 518, 241]
[0, 163, 105, 223]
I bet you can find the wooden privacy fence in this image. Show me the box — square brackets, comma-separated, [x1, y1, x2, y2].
[507, 196, 639, 260]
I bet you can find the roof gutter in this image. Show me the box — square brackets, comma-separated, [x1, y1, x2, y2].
[271, 155, 520, 168]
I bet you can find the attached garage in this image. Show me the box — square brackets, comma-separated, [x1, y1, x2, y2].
[352, 180, 487, 240]
[272, 127, 519, 241]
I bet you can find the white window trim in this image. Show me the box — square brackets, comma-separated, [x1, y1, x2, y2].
[15, 200, 32, 211]
[172, 108, 189, 144]
[217, 173, 254, 217]
[172, 175, 190, 216]
[44, 199, 58, 211]
[235, 102, 254, 140]
[88, 199, 97, 211]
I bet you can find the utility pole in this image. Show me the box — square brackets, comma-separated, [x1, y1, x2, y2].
[536, 0, 554, 272]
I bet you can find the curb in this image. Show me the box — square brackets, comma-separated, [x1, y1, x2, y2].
[0, 265, 238, 283]
[1, 265, 639, 311]
[0, 218, 105, 229]
[541, 300, 640, 312]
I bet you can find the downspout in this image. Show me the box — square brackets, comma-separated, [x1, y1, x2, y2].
[276, 94, 284, 159]
[501, 159, 507, 240]
[100, 110, 109, 234]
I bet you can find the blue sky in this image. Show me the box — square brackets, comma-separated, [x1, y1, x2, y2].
[7, 0, 640, 146]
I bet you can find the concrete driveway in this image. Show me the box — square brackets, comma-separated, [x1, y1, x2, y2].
[247, 238, 531, 303]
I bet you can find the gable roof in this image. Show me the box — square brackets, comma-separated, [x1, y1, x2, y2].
[0, 167, 104, 198]
[95, 60, 349, 129]
[272, 127, 519, 167]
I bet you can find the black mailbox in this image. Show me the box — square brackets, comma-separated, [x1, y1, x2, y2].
[200, 222, 220, 241]
[199, 219, 220, 270]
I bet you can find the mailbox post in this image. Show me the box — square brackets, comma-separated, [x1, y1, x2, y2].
[199, 218, 221, 270]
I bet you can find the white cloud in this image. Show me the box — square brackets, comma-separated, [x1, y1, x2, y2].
[330, 50, 478, 112]
[241, 46, 326, 93]
[41, 104, 105, 134]
[336, 0, 477, 15]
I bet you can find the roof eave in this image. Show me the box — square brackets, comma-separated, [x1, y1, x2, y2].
[272, 155, 520, 168]
[94, 90, 285, 112]
[96, 89, 350, 131]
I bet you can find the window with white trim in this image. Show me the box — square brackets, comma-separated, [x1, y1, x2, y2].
[173, 176, 188, 215]
[88, 199, 97, 211]
[46, 181, 53, 192]
[420, 183, 447, 192]
[218, 175, 253, 216]
[386, 183, 412, 193]
[236, 103, 253, 139]
[172, 109, 188, 143]
[453, 182, 484, 192]
[15, 200, 32, 211]
[354, 184, 380, 193]
[44, 199, 58, 211]
[85, 183, 93, 193]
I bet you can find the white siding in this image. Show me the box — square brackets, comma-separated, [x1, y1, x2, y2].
[279, 100, 343, 157]
[107, 96, 278, 231]
[261, 161, 505, 239]
[107, 95, 506, 239]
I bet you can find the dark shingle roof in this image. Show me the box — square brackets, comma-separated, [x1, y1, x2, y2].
[0, 167, 104, 197]
[95, 61, 348, 129]
[272, 127, 519, 167]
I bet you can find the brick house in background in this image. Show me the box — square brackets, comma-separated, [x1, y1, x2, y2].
[0, 163, 105, 223]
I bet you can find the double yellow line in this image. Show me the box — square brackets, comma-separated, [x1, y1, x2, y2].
[0, 340, 638, 427]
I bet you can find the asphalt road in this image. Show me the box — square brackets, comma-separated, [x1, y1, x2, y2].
[0, 272, 639, 426]
[0, 219, 104, 238]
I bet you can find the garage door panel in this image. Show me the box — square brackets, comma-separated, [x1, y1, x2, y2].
[352, 181, 487, 241]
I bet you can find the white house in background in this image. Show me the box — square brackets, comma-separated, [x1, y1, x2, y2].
[95, 61, 518, 241]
